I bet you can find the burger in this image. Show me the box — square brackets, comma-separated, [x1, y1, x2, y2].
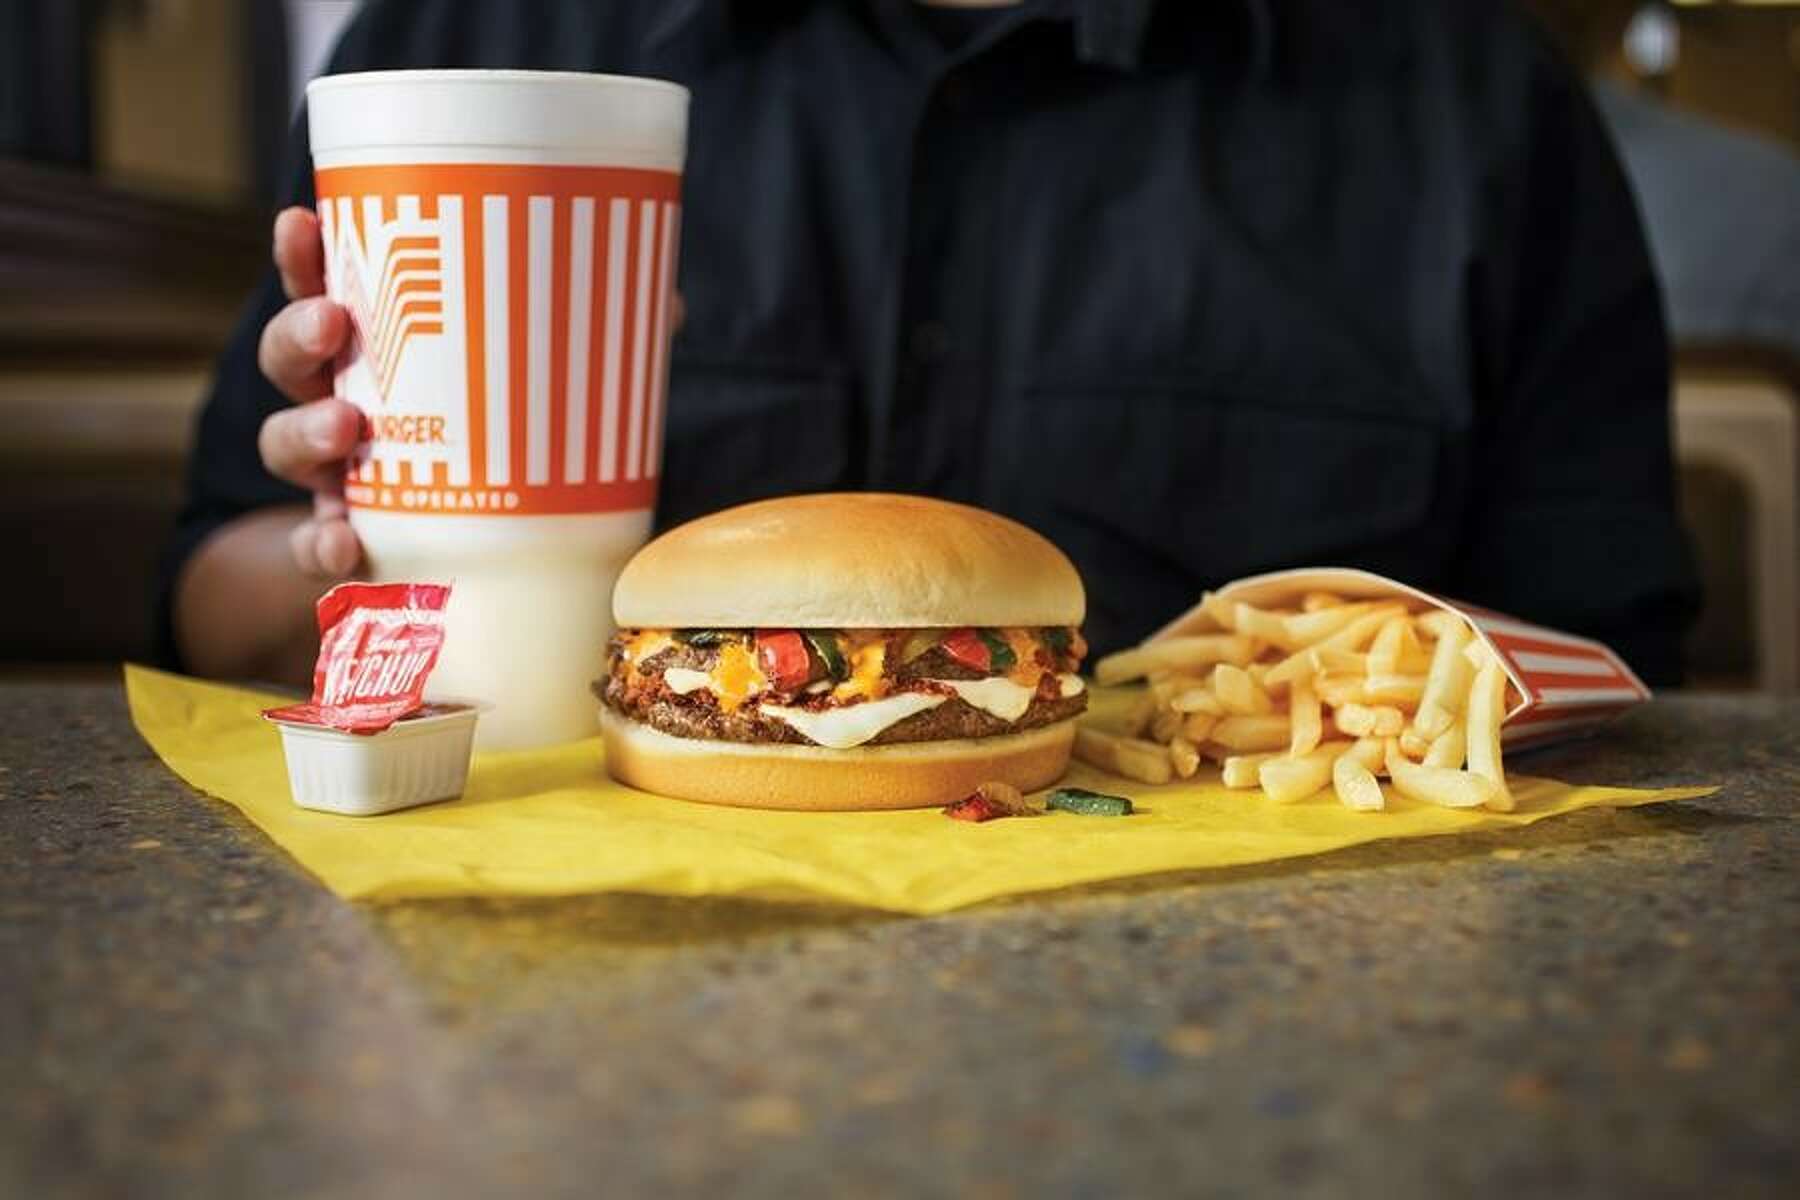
[597, 493, 1089, 810]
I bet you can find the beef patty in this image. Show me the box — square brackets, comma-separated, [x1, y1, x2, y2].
[596, 670, 1085, 747]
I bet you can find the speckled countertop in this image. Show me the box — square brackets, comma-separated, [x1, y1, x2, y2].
[1, 682, 1794, 1199]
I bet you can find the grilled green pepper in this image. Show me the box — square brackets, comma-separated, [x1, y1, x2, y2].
[1047, 787, 1133, 817]
[675, 629, 736, 648]
[804, 630, 848, 680]
[977, 629, 1017, 672]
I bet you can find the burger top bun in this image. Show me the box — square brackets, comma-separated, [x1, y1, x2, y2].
[613, 493, 1085, 629]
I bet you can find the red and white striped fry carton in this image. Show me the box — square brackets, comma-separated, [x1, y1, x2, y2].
[1151, 567, 1651, 750]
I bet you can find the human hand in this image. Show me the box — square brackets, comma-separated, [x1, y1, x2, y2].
[254, 206, 363, 578]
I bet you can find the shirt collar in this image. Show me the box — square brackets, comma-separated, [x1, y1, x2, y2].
[647, 0, 1276, 76]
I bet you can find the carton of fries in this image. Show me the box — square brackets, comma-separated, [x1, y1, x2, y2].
[1153, 568, 1649, 744]
[1081, 568, 1650, 813]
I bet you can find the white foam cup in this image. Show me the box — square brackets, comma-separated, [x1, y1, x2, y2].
[307, 70, 689, 749]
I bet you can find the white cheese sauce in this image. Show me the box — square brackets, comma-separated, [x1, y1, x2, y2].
[759, 692, 946, 750]
[930, 676, 1038, 722]
[662, 667, 713, 696]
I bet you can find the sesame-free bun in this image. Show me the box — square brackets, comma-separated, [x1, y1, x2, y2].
[613, 493, 1085, 629]
[602, 709, 1076, 811]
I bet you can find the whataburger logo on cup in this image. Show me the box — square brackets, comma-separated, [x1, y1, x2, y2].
[317, 163, 681, 516]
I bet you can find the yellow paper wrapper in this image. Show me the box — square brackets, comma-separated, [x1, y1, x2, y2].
[125, 665, 1713, 914]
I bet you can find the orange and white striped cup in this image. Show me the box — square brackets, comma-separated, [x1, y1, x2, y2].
[308, 70, 688, 749]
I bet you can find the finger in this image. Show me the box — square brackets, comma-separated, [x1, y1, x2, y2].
[258, 397, 360, 489]
[289, 517, 327, 579]
[313, 489, 348, 520]
[313, 517, 363, 578]
[258, 298, 348, 402]
[274, 207, 326, 301]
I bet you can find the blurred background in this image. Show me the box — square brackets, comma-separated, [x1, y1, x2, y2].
[0, 0, 1794, 690]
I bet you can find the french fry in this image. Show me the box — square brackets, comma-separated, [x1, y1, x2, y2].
[1301, 591, 1346, 612]
[1307, 647, 1368, 676]
[1212, 663, 1272, 715]
[1094, 636, 1257, 685]
[1334, 704, 1375, 737]
[1258, 741, 1351, 804]
[1398, 728, 1431, 759]
[1180, 712, 1217, 743]
[1074, 725, 1173, 784]
[1332, 752, 1386, 811]
[1150, 708, 1184, 744]
[1168, 735, 1202, 779]
[1263, 604, 1407, 684]
[1347, 737, 1386, 773]
[1147, 672, 1185, 708]
[1367, 616, 1430, 677]
[1289, 676, 1322, 756]
[1384, 739, 1494, 809]
[1123, 690, 1157, 738]
[1171, 687, 1223, 715]
[1232, 602, 1294, 648]
[1317, 603, 1410, 650]
[1463, 638, 1496, 671]
[1209, 714, 1291, 752]
[1278, 602, 1382, 650]
[1423, 721, 1466, 768]
[1413, 616, 1473, 738]
[1199, 591, 1237, 630]
[1414, 609, 1462, 640]
[1334, 703, 1405, 739]
[1395, 618, 1433, 673]
[1465, 659, 1514, 811]
[1314, 673, 1368, 708]
[1361, 673, 1426, 705]
[1366, 616, 1409, 676]
[1221, 752, 1278, 789]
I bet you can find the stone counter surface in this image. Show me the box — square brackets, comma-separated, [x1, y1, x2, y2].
[1, 683, 1794, 1199]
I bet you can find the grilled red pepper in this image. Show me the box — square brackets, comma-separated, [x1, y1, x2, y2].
[755, 629, 812, 692]
[940, 627, 991, 673]
[944, 793, 1004, 822]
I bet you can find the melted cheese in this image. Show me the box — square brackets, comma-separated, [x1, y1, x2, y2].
[1058, 673, 1086, 698]
[663, 667, 712, 695]
[710, 642, 765, 712]
[1002, 628, 1043, 685]
[934, 676, 1038, 722]
[759, 692, 945, 749]
[834, 637, 889, 702]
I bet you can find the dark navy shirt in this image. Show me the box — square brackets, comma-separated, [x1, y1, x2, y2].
[163, 0, 1699, 681]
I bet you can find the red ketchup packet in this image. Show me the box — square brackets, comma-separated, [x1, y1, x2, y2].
[262, 582, 452, 735]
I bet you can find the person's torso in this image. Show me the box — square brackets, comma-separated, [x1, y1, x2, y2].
[330, 0, 1522, 652]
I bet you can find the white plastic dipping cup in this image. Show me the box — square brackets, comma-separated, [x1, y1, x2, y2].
[307, 70, 689, 749]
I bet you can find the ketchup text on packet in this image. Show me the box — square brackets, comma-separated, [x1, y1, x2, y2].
[263, 582, 453, 735]
[318, 640, 437, 707]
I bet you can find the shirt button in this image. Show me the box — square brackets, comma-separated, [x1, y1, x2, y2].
[910, 321, 952, 364]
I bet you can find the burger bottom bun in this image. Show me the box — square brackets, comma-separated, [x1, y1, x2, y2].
[601, 709, 1077, 812]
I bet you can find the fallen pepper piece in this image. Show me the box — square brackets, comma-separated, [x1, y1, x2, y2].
[944, 793, 1006, 822]
[943, 781, 1045, 822]
[1047, 787, 1134, 817]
